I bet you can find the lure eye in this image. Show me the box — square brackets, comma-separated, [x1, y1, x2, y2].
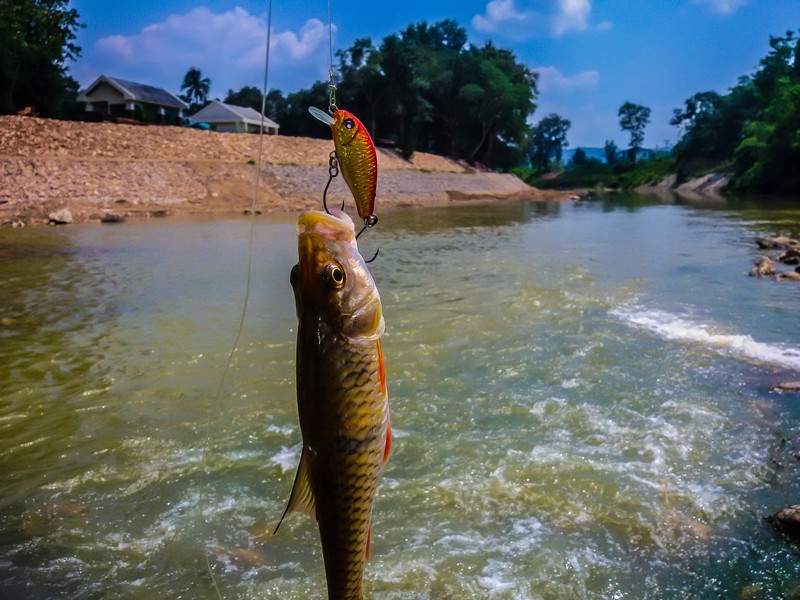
[322, 263, 345, 289]
[344, 118, 355, 129]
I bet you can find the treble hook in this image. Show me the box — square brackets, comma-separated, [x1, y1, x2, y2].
[356, 214, 379, 263]
[322, 150, 344, 215]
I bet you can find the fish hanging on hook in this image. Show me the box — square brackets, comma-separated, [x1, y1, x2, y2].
[309, 106, 378, 229]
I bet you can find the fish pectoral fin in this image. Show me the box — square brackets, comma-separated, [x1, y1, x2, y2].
[273, 447, 317, 534]
[382, 420, 392, 467]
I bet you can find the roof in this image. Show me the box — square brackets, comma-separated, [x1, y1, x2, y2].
[189, 101, 280, 129]
[79, 76, 188, 109]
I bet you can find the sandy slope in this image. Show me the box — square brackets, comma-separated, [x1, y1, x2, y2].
[0, 116, 572, 225]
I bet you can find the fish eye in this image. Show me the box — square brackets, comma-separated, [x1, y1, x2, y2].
[322, 263, 345, 288]
[344, 118, 355, 129]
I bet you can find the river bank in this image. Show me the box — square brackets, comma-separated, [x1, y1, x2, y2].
[0, 116, 577, 226]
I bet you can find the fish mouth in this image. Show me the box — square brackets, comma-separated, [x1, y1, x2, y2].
[296, 209, 355, 242]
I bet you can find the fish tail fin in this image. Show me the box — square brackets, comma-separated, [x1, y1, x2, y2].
[273, 446, 317, 535]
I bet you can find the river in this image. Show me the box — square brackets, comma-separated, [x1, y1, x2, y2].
[1, 193, 799, 598]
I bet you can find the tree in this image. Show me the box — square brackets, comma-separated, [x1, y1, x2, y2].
[530, 113, 571, 172]
[0, 0, 83, 116]
[618, 101, 651, 161]
[604, 140, 618, 165]
[224, 86, 263, 112]
[571, 147, 587, 166]
[180, 67, 210, 111]
[731, 30, 800, 193]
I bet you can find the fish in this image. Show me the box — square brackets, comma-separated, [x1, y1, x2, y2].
[275, 209, 391, 599]
[309, 107, 378, 224]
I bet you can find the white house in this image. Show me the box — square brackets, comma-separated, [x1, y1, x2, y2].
[78, 75, 188, 125]
[189, 101, 280, 134]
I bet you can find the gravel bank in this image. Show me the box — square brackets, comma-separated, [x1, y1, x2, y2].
[0, 116, 571, 226]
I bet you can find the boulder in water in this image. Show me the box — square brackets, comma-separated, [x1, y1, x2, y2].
[766, 505, 800, 541]
[755, 236, 800, 250]
[770, 382, 800, 393]
[750, 256, 776, 277]
[48, 208, 73, 225]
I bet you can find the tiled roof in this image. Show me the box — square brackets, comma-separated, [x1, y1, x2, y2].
[190, 101, 280, 129]
[81, 76, 188, 109]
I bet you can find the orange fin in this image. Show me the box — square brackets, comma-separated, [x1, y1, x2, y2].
[273, 446, 316, 534]
[382, 420, 392, 466]
[365, 523, 372, 562]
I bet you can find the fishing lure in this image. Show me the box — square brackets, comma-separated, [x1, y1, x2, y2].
[310, 107, 378, 229]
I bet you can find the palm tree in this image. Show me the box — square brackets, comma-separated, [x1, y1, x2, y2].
[180, 67, 210, 108]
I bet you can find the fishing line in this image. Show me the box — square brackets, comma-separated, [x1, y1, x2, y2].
[200, 0, 273, 597]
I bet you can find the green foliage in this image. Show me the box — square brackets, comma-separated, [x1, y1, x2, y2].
[571, 147, 588, 166]
[270, 20, 538, 168]
[224, 86, 263, 112]
[618, 102, 651, 161]
[530, 113, 571, 172]
[517, 156, 675, 191]
[0, 0, 83, 116]
[672, 29, 800, 194]
[604, 140, 618, 165]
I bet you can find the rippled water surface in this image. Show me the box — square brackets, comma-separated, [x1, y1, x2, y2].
[2, 194, 800, 598]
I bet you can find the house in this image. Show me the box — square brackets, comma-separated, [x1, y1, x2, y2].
[78, 75, 188, 125]
[189, 101, 280, 134]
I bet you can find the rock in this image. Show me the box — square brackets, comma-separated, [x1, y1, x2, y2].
[750, 256, 776, 277]
[11, 219, 24, 228]
[243, 208, 263, 215]
[47, 208, 73, 225]
[770, 382, 800, 393]
[100, 212, 126, 224]
[776, 248, 800, 265]
[755, 236, 800, 250]
[766, 505, 800, 541]
[777, 271, 800, 282]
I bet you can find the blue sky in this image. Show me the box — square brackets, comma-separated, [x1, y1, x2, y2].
[68, 0, 798, 148]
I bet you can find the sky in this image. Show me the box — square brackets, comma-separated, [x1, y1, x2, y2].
[68, 0, 799, 149]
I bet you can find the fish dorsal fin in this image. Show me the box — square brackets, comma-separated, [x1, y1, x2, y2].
[273, 446, 317, 534]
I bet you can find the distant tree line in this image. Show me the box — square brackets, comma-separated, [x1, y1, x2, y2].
[671, 29, 800, 194]
[225, 20, 539, 169]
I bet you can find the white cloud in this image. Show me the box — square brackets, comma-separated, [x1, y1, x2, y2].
[85, 7, 331, 95]
[535, 65, 599, 92]
[551, 0, 591, 36]
[691, 0, 748, 14]
[472, 0, 598, 38]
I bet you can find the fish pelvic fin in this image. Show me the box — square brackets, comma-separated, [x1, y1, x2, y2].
[273, 446, 317, 535]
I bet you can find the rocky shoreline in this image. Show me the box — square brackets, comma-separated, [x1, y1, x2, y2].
[0, 116, 578, 227]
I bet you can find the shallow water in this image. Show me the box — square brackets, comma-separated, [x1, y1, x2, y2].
[1, 194, 800, 598]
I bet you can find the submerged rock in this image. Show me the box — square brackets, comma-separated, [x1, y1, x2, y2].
[777, 248, 800, 265]
[750, 256, 776, 277]
[770, 382, 800, 393]
[48, 208, 73, 225]
[755, 236, 800, 250]
[766, 505, 800, 541]
[100, 212, 126, 224]
[776, 271, 800, 282]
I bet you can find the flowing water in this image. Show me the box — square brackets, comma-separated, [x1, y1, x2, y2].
[1, 193, 800, 598]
